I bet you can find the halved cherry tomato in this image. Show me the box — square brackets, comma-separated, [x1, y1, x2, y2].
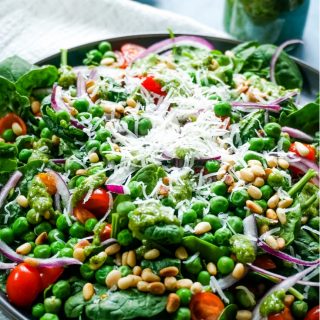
[37, 172, 57, 195]
[289, 142, 316, 161]
[100, 223, 112, 242]
[6, 263, 42, 307]
[254, 255, 277, 270]
[82, 188, 111, 218]
[268, 307, 294, 320]
[0, 113, 27, 135]
[38, 266, 64, 290]
[114, 50, 127, 69]
[189, 292, 224, 320]
[305, 305, 320, 320]
[121, 43, 145, 64]
[141, 76, 166, 96]
[74, 205, 96, 224]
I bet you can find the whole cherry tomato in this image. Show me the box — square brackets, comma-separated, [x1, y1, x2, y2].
[141, 76, 166, 96]
[100, 223, 112, 242]
[82, 188, 112, 218]
[304, 305, 320, 320]
[0, 113, 27, 136]
[121, 43, 145, 64]
[268, 307, 294, 320]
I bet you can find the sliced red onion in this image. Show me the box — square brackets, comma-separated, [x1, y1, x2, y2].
[89, 68, 99, 81]
[0, 262, 16, 270]
[106, 184, 130, 195]
[134, 36, 214, 61]
[51, 158, 66, 164]
[231, 102, 281, 113]
[252, 264, 317, 320]
[248, 263, 319, 287]
[270, 39, 303, 84]
[282, 127, 313, 142]
[0, 171, 23, 209]
[100, 238, 118, 247]
[258, 240, 320, 266]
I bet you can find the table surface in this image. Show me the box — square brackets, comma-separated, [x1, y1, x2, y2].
[135, 0, 319, 70]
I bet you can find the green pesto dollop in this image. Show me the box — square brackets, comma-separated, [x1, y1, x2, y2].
[27, 177, 52, 214]
[260, 289, 285, 316]
[230, 234, 256, 263]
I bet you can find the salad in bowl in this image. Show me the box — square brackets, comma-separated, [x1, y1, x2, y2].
[0, 35, 318, 320]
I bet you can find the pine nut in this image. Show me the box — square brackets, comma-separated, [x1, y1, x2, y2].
[277, 237, 286, 250]
[267, 156, 278, 168]
[251, 165, 265, 177]
[11, 122, 23, 136]
[295, 142, 310, 157]
[86, 80, 95, 88]
[115, 105, 125, 114]
[31, 100, 41, 114]
[194, 222, 211, 235]
[73, 247, 86, 262]
[101, 57, 115, 66]
[266, 208, 278, 220]
[118, 275, 141, 290]
[301, 216, 308, 224]
[284, 294, 295, 307]
[16, 195, 29, 208]
[159, 266, 179, 277]
[144, 249, 160, 260]
[176, 279, 193, 289]
[248, 160, 262, 167]
[164, 276, 177, 291]
[133, 266, 142, 276]
[175, 246, 188, 260]
[267, 194, 279, 209]
[264, 168, 273, 176]
[136, 280, 149, 292]
[166, 293, 180, 313]
[114, 111, 121, 119]
[228, 183, 235, 193]
[74, 239, 90, 249]
[149, 282, 166, 295]
[24, 257, 39, 267]
[127, 250, 136, 267]
[224, 174, 234, 185]
[191, 282, 203, 294]
[247, 185, 262, 199]
[265, 235, 279, 250]
[246, 200, 263, 214]
[122, 251, 128, 266]
[240, 169, 255, 182]
[83, 283, 94, 301]
[76, 169, 87, 176]
[259, 224, 269, 234]
[115, 252, 122, 266]
[278, 198, 293, 209]
[276, 208, 287, 224]
[162, 176, 170, 185]
[86, 85, 95, 95]
[52, 135, 60, 145]
[69, 107, 78, 117]
[216, 169, 227, 180]
[89, 152, 99, 163]
[16, 243, 32, 255]
[126, 97, 137, 108]
[35, 232, 48, 245]
[102, 103, 115, 114]
[141, 268, 160, 282]
[105, 243, 121, 256]
[253, 177, 264, 187]
[278, 158, 289, 170]
[236, 310, 252, 320]
[232, 263, 246, 280]
[207, 262, 217, 276]
[106, 270, 121, 288]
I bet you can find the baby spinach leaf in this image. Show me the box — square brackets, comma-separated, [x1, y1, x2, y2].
[141, 258, 181, 274]
[0, 56, 33, 82]
[143, 224, 184, 245]
[293, 230, 319, 262]
[278, 204, 301, 245]
[0, 142, 18, 173]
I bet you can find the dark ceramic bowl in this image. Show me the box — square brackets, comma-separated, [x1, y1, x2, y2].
[0, 34, 318, 320]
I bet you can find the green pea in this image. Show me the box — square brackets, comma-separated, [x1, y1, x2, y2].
[95, 265, 114, 284]
[48, 229, 65, 243]
[52, 280, 71, 300]
[197, 271, 211, 286]
[260, 185, 273, 200]
[50, 241, 65, 255]
[103, 51, 116, 59]
[249, 137, 265, 152]
[59, 247, 73, 258]
[121, 115, 135, 132]
[291, 300, 308, 318]
[264, 122, 281, 139]
[203, 214, 222, 231]
[214, 102, 232, 117]
[69, 222, 86, 238]
[217, 256, 234, 275]
[65, 158, 84, 175]
[182, 209, 197, 225]
[56, 215, 69, 232]
[57, 110, 70, 123]
[117, 201, 136, 215]
[0, 228, 14, 244]
[80, 263, 95, 280]
[32, 303, 45, 318]
[161, 196, 176, 208]
[99, 142, 112, 155]
[41, 128, 52, 139]
[26, 209, 43, 225]
[88, 49, 102, 62]
[119, 265, 132, 277]
[59, 119, 68, 128]
[205, 160, 220, 173]
[12, 217, 29, 237]
[85, 218, 98, 232]
[73, 98, 89, 113]
[117, 229, 133, 246]
[230, 189, 249, 207]
[278, 136, 291, 152]
[262, 137, 276, 150]
[210, 181, 227, 196]
[191, 201, 207, 218]
[44, 296, 62, 314]
[2, 129, 15, 142]
[214, 228, 232, 246]
[267, 171, 284, 188]
[98, 41, 112, 53]
[77, 112, 91, 120]
[200, 233, 215, 244]
[173, 307, 191, 320]
[38, 118, 46, 130]
[227, 216, 243, 233]
[67, 238, 78, 248]
[96, 128, 112, 141]
[183, 256, 202, 274]
[210, 196, 229, 215]
[34, 245, 51, 258]
[40, 313, 59, 320]
[23, 231, 36, 242]
[18, 149, 32, 162]
[219, 245, 230, 256]
[34, 222, 52, 235]
[89, 105, 104, 117]
[255, 199, 267, 211]
[85, 139, 101, 152]
[138, 118, 152, 136]
[235, 208, 247, 219]
[243, 152, 265, 164]
[176, 288, 192, 306]
[308, 216, 320, 230]
[128, 181, 143, 199]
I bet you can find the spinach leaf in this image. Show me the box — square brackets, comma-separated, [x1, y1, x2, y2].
[141, 258, 181, 274]
[293, 230, 319, 261]
[0, 201, 26, 226]
[0, 56, 33, 82]
[0, 142, 18, 173]
[85, 289, 167, 320]
[297, 183, 319, 217]
[278, 204, 301, 245]
[143, 224, 184, 245]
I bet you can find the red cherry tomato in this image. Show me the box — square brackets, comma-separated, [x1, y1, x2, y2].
[305, 305, 320, 320]
[289, 142, 316, 161]
[38, 266, 64, 290]
[100, 223, 112, 241]
[141, 76, 166, 96]
[114, 51, 127, 69]
[6, 263, 42, 307]
[74, 205, 96, 224]
[121, 43, 145, 64]
[268, 307, 294, 320]
[0, 113, 27, 135]
[189, 292, 224, 320]
[82, 188, 112, 218]
[254, 255, 277, 270]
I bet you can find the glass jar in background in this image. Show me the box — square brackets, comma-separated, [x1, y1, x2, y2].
[224, 0, 310, 44]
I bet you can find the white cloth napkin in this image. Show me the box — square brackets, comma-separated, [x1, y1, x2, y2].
[0, 0, 227, 63]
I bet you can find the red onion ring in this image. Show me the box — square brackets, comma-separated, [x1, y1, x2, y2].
[282, 126, 313, 143]
[0, 171, 23, 209]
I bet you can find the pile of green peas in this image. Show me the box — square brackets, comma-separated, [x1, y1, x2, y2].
[121, 115, 153, 136]
[83, 41, 115, 66]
